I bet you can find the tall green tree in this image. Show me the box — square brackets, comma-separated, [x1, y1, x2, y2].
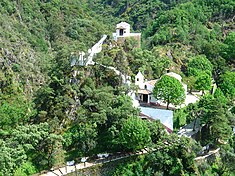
[214, 88, 228, 106]
[183, 76, 196, 93]
[114, 134, 201, 175]
[0, 123, 62, 175]
[0, 96, 32, 131]
[218, 71, 235, 99]
[194, 72, 211, 95]
[221, 32, 235, 64]
[63, 122, 98, 157]
[147, 120, 166, 144]
[196, 95, 233, 145]
[153, 75, 186, 109]
[115, 116, 151, 152]
[187, 55, 213, 77]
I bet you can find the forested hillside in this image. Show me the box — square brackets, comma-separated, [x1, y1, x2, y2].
[0, 0, 235, 175]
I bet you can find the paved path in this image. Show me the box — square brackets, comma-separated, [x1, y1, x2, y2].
[37, 146, 220, 176]
[194, 148, 220, 161]
[38, 150, 148, 176]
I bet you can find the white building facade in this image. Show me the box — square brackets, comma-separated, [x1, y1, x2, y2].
[135, 71, 187, 105]
[113, 22, 141, 47]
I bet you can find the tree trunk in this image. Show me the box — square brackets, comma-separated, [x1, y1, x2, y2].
[189, 86, 192, 94]
[166, 101, 169, 110]
[198, 125, 202, 142]
[202, 90, 205, 95]
[193, 118, 197, 131]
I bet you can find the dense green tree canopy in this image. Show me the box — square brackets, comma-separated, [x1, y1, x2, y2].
[114, 135, 201, 175]
[187, 56, 213, 77]
[194, 72, 211, 95]
[153, 75, 186, 109]
[116, 116, 151, 152]
[218, 71, 235, 99]
[1, 0, 235, 175]
[221, 32, 235, 63]
[0, 123, 62, 175]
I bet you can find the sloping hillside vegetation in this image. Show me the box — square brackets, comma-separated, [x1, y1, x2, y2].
[0, 0, 235, 175]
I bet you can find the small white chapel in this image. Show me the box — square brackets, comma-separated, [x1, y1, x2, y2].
[112, 22, 141, 47]
[134, 71, 187, 105]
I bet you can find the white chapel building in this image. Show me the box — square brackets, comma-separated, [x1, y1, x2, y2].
[135, 71, 187, 105]
[113, 22, 141, 47]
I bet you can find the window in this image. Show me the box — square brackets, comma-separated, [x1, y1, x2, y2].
[144, 85, 147, 89]
[137, 78, 139, 81]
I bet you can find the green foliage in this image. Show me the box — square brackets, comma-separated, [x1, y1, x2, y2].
[214, 88, 228, 106]
[114, 156, 153, 176]
[174, 108, 187, 129]
[0, 139, 27, 176]
[129, 47, 171, 79]
[0, 96, 32, 130]
[153, 75, 186, 109]
[183, 76, 196, 93]
[211, 57, 230, 81]
[63, 123, 98, 157]
[95, 95, 138, 153]
[187, 55, 213, 77]
[221, 32, 235, 63]
[143, 0, 235, 51]
[0, 123, 62, 175]
[220, 136, 235, 173]
[14, 162, 37, 176]
[218, 71, 235, 99]
[186, 56, 212, 93]
[91, 0, 167, 31]
[116, 116, 151, 151]
[63, 93, 138, 156]
[147, 120, 166, 144]
[145, 1, 211, 46]
[0, 69, 34, 131]
[1, 0, 235, 174]
[114, 134, 201, 175]
[197, 95, 233, 145]
[194, 72, 211, 94]
[198, 136, 235, 175]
